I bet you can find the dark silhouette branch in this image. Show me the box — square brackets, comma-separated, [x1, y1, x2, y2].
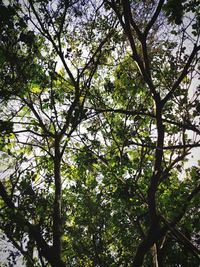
[144, 0, 165, 37]
[93, 108, 200, 135]
[162, 45, 200, 105]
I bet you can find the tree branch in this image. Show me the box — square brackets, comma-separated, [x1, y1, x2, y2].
[93, 108, 200, 135]
[162, 45, 200, 105]
[0, 181, 65, 266]
[160, 216, 200, 259]
[144, 0, 165, 37]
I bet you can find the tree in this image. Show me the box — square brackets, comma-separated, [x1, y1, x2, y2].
[0, 0, 200, 266]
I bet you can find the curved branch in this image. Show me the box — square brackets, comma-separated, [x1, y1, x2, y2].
[162, 45, 200, 105]
[144, 0, 165, 37]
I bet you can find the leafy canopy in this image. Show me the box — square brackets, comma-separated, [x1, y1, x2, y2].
[0, 0, 200, 266]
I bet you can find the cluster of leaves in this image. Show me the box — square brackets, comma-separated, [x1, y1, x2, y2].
[0, 1, 200, 267]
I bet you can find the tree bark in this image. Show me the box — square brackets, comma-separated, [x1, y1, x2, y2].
[52, 137, 63, 263]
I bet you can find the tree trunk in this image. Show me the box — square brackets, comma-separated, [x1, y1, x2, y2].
[53, 138, 63, 263]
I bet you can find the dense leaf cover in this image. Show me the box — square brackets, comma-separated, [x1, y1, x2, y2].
[0, 0, 200, 266]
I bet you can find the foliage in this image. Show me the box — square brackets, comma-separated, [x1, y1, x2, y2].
[0, 0, 200, 266]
